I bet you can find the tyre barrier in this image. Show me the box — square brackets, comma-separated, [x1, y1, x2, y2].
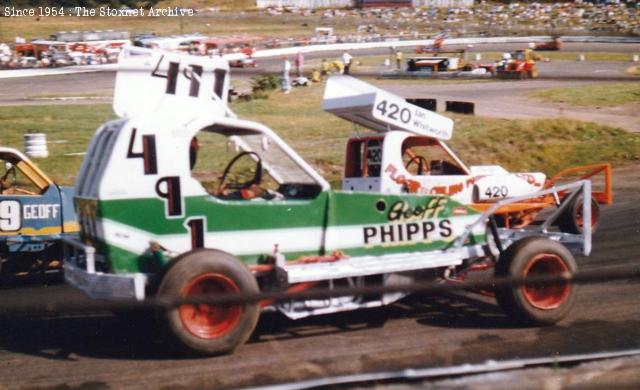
[24, 133, 48, 158]
[445, 100, 475, 115]
[406, 98, 437, 112]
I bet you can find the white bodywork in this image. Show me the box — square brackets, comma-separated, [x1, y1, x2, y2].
[63, 50, 594, 320]
[324, 76, 546, 204]
[114, 47, 231, 119]
[323, 76, 453, 140]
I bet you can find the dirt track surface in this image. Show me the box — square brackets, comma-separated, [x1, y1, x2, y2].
[0, 164, 638, 389]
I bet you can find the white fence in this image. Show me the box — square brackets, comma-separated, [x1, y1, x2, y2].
[256, 0, 355, 8]
[256, 0, 474, 8]
[413, 0, 473, 7]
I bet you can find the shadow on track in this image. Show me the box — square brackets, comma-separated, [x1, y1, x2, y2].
[0, 291, 521, 361]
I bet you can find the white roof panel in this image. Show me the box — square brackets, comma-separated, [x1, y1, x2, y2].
[113, 47, 231, 120]
[322, 76, 453, 140]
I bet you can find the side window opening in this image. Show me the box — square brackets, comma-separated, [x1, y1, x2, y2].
[0, 157, 46, 196]
[344, 137, 384, 179]
[401, 137, 467, 176]
[190, 130, 321, 200]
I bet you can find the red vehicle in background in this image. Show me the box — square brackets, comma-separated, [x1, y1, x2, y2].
[496, 49, 539, 79]
[532, 36, 563, 51]
[416, 32, 446, 54]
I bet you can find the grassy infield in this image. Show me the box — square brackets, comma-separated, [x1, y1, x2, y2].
[529, 83, 640, 106]
[0, 82, 639, 186]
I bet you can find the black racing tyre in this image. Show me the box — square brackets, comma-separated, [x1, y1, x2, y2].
[557, 195, 600, 234]
[495, 237, 577, 325]
[157, 249, 260, 356]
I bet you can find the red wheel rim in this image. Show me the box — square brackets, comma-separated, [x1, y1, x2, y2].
[575, 201, 598, 228]
[521, 254, 571, 310]
[179, 273, 242, 339]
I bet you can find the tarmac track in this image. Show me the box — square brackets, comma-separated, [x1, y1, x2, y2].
[0, 42, 638, 389]
[1, 59, 636, 133]
[0, 42, 638, 103]
[0, 43, 638, 133]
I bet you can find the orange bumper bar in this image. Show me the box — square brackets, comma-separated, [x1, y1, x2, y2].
[548, 163, 613, 205]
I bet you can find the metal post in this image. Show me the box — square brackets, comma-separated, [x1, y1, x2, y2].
[582, 180, 592, 256]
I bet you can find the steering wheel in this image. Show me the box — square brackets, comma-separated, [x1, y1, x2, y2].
[218, 151, 263, 196]
[405, 156, 429, 175]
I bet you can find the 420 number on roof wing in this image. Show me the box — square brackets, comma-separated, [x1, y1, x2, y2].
[372, 93, 453, 141]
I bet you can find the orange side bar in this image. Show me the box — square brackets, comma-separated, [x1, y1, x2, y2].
[549, 163, 612, 205]
[470, 202, 550, 214]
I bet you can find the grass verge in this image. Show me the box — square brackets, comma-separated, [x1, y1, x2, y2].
[529, 83, 640, 106]
[1, 84, 638, 186]
[0, 104, 115, 184]
[27, 92, 113, 99]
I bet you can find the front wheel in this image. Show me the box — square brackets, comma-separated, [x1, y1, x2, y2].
[157, 249, 260, 356]
[495, 237, 577, 325]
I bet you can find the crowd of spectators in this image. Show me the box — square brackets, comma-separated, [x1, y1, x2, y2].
[1, 1, 637, 70]
[263, 1, 639, 40]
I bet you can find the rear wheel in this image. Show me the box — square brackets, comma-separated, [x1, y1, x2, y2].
[557, 195, 600, 234]
[495, 237, 577, 325]
[157, 249, 260, 356]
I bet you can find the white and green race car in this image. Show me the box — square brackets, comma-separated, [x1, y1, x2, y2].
[64, 47, 596, 356]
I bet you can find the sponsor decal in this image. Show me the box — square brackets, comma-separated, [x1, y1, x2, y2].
[363, 198, 452, 246]
[0, 201, 62, 232]
[23, 203, 60, 220]
[453, 206, 468, 216]
[426, 176, 483, 197]
[385, 163, 421, 192]
[363, 219, 452, 246]
[387, 198, 447, 222]
[515, 173, 543, 187]
[386, 162, 481, 196]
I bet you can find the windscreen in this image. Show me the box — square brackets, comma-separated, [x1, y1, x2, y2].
[231, 134, 317, 185]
